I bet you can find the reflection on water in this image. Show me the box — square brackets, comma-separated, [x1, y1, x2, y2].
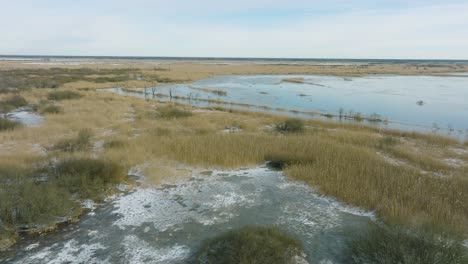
[2, 167, 373, 264]
[109, 74, 468, 138]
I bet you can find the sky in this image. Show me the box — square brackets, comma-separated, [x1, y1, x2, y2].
[1, 0, 468, 59]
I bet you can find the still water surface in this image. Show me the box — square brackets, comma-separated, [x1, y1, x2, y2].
[112, 74, 468, 137]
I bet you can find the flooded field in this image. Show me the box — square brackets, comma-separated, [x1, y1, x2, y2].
[1, 167, 373, 264]
[112, 74, 468, 137]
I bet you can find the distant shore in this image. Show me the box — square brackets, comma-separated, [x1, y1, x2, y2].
[1, 58, 468, 84]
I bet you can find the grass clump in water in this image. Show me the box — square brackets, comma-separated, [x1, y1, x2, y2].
[47, 90, 82, 101]
[51, 158, 124, 200]
[0, 118, 21, 131]
[155, 106, 192, 119]
[53, 129, 92, 152]
[275, 118, 304, 133]
[193, 226, 303, 264]
[0, 165, 74, 227]
[348, 224, 468, 264]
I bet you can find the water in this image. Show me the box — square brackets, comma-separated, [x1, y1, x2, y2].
[1, 167, 373, 264]
[111, 74, 468, 137]
[6, 109, 42, 127]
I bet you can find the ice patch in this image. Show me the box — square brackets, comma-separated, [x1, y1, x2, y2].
[82, 199, 96, 210]
[25, 243, 39, 251]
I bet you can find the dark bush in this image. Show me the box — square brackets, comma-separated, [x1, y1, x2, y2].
[275, 118, 304, 133]
[48, 90, 82, 101]
[193, 226, 303, 264]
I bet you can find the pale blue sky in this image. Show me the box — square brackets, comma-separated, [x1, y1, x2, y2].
[1, 0, 468, 59]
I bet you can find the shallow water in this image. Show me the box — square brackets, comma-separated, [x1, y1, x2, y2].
[111, 74, 468, 138]
[1, 167, 373, 264]
[6, 109, 42, 127]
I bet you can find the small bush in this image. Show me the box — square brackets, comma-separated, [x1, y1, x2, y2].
[0, 95, 28, 112]
[275, 118, 304, 133]
[53, 129, 92, 152]
[0, 118, 21, 131]
[39, 104, 62, 114]
[348, 225, 467, 264]
[47, 90, 82, 101]
[193, 226, 303, 264]
[52, 158, 124, 199]
[155, 106, 192, 119]
[103, 139, 125, 149]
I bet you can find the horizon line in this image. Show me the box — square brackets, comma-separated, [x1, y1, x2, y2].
[1, 54, 468, 62]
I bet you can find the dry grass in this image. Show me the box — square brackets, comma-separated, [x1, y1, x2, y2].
[115, 130, 466, 235]
[0, 118, 21, 131]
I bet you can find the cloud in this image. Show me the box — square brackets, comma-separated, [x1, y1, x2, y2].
[1, 1, 467, 59]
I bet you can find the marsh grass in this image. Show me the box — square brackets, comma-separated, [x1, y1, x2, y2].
[154, 106, 192, 119]
[129, 132, 468, 235]
[39, 104, 62, 114]
[103, 139, 126, 149]
[53, 129, 92, 152]
[48, 90, 82, 101]
[0, 118, 21, 131]
[376, 136, 400, 150]
[0, 165, 74, 227]
[348, 224, 468, 264]
[51, 158, 124, 200]
[193, 226, 302, 264]
[0, 68, 142, 90]
[386, 129, 458, 147]
[385, 145, 451, 172]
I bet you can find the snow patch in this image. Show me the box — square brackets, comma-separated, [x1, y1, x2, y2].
[122, 235, 189, 263]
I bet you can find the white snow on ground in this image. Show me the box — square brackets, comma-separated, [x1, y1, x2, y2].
[121, 235, 189, 263]
[112, 169, 260, 231]
[26, 240, 107, 264]
[9, 166, 374, 264]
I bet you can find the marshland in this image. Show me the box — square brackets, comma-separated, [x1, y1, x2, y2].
[0, 58, 468, 263]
